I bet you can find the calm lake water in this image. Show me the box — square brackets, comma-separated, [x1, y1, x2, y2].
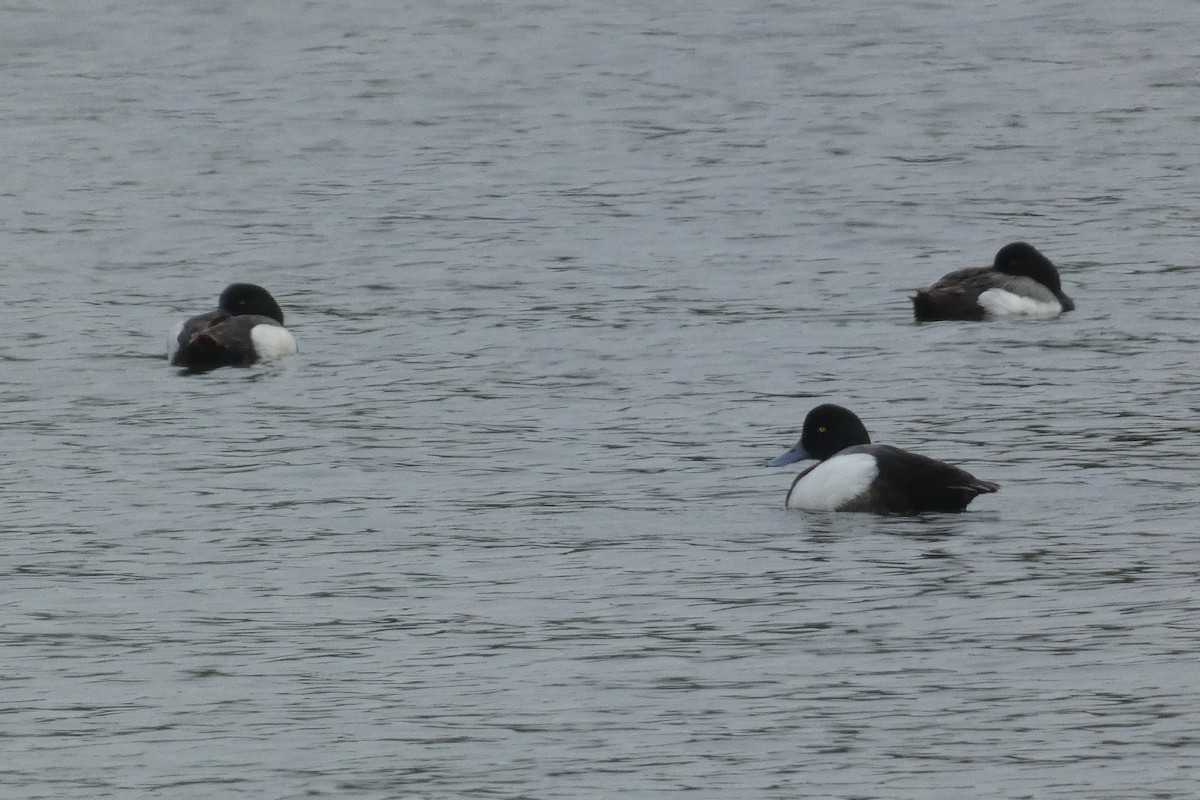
[3, 1, 1199, 798]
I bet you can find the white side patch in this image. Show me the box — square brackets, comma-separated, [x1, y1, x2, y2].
[786, 452, 879, 511]
[978, 288, 1063, 319]
[250, 325, 299, 362]
[167, 320, 183, 361]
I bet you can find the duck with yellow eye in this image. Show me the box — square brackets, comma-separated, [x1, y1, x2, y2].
[768, 404, 998, 514]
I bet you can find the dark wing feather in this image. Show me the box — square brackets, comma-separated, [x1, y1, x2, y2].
[173, 309, 229, 354]
[844, 445, 998, 514]
[171, 314, 275, 371]
[912, 267, 1001, 321]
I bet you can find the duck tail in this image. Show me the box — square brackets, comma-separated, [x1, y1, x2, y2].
[912, 290, 991, 322]
[962, 478, 1000, 496]
[911, 290, 943, 322]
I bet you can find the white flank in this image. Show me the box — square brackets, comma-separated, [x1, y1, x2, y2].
[978, 288, 1063, 319]
[167, 320, 183, 361]
[250, 325, 299, 362]
[786, 452, 879, 511]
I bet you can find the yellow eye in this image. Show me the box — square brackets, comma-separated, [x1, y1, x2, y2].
[818, 426, 826, 433]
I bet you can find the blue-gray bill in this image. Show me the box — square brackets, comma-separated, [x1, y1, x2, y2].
[767, 443, 810, 467]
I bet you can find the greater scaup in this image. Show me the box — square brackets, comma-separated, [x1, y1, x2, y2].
[912, 242, 1075, 321]
[169, 283, 298, 372]
[768, 404, 999, 514]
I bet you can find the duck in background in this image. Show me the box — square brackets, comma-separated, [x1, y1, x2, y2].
[912, 242, 1075, 321]
[768, 404, 998, 514]
[169, 283, 298, 372]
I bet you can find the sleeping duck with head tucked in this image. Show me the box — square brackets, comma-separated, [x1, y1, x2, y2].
[169, 283, 298, 373]
[768, 404, 998, 514]
[912, 242, 1075, 322]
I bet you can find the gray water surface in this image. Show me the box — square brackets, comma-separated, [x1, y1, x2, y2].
[3, 2, 1200, 798]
